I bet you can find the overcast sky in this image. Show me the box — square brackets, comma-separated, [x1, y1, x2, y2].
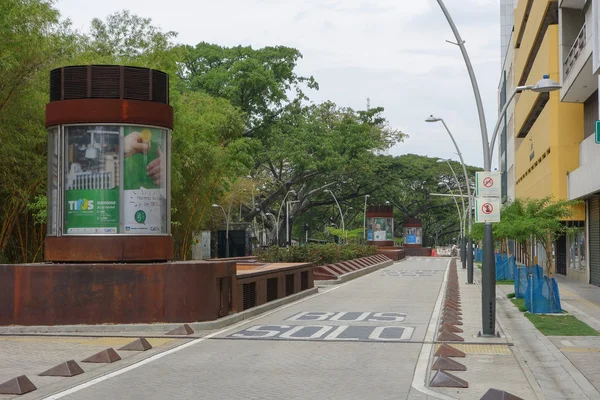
[56, 0, 502, 169]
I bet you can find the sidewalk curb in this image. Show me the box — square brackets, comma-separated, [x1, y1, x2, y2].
[0, 288, 319, 335]
[411, 258, 456, 400]
[314, 259, 396, 286]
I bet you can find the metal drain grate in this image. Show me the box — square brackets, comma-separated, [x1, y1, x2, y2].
[301, 271, 309, 290]
[242, 282, 257, 310]
[285, 274, 295, 296]
[267, 278, 278, 302]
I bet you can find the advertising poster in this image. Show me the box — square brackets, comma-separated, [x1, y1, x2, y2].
[123, 126, 167, 234]
[404, 227, 422, 245]
[64, 127, 120, 234]
[372, 218, 388, 241]
[386, 218, 394, 240]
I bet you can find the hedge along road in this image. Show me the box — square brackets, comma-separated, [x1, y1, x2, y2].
[48, 257, 449, 400]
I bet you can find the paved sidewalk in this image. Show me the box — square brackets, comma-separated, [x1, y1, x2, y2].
[491, 271, 600, 399]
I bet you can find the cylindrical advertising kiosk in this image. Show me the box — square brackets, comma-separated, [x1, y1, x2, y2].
[366, 205, 394, 247]
[403, 218, 423, 248]
[45, 65, 173, 262]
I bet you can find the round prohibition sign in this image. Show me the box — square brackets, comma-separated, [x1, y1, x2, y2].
[482, 203, 494, 215]
[483, 177, 494, 188]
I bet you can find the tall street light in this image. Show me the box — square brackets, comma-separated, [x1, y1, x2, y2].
[437, 159, 467, 267]
[212, 204, 229, 258]
[426, 116, 473, 280]
[438, 181, 463, 246]
[363, 194, 370, 242]
[265, 212, 276, 245]
[325, 189, 345, 243]
[276, 189, 297, 245]
[286, 199, 300, 246]
[435, 0, 562, 336]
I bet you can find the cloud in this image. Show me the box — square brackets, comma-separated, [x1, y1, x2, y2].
[56, 0, 501, 168]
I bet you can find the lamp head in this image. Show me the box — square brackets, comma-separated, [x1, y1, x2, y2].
[531, 75, 561, 93]
[425, 115, 441, 123]
[211, 204, 219, 208]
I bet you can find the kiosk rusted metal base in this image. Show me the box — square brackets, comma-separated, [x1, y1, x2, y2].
[45, 236, 174, 262]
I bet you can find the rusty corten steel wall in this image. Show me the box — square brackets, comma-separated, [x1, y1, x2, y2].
[0, 261, 236, 326]
[403, 247, 433, 257]
[236, 264, 314, 312]
[45, 236, 174, 262]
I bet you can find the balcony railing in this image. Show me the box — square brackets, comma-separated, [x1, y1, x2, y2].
[564, 23, 587, 78]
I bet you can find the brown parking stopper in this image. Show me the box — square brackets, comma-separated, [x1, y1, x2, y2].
[0, 376, 37, 395]
[435, 344, 466, 358]
[443, 317, 464, 326]
[432, 356, 467, 371]
[39, 360, 84, 377]
[430, 370, 468, 388]
[444, 308, 463, 316]
[81, 348, 121, 363]
[119, 338, 153, 351]
[437, 330, 464, 342]
[439, 323, 463, 333]
[165, 324, 194, 336]
[480, 388, 524, 400]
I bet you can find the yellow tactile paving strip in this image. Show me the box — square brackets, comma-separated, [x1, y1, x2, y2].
[435, 343, 512, 355]
[561, 347, 600, 353]
[0, 336, 175, 347]
[560, 288, 600, 310]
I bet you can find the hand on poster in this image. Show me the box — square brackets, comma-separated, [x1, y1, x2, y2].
[124, 130, 151, 157]
[146, 146, 164, 185]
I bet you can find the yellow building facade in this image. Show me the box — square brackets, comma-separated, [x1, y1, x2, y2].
[511, 0, 586, 277]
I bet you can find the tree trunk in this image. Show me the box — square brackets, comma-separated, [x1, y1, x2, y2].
[547, 231, 553, 278]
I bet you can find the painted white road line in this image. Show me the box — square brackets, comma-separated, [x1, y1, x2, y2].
[42, 267, 377, 399]
[411, 258, 457, 400]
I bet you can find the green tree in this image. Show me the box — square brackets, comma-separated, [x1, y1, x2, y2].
[0, 0, 75, 262]
[180, 43, 318, 132]
[475, 197, 581, 275]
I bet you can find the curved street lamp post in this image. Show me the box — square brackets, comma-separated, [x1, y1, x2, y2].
[437, 159, 467, 267]
[325, 189, 345, 244]
[434, 0, 562, 336]
[427, 117, 473, 277]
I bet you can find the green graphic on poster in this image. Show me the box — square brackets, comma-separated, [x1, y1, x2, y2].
[64, 126, 121, 234]
[123, 127, 165, 190]
[65, 188, 119, 234]
[123, 126, 167, 234]
[369, 217, 394, 241]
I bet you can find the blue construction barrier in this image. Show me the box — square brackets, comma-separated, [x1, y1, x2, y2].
[525, 266, 562, 314]
[514, 265, 542, 298]
[507, 256, 516, 280]
[474, 249, 483, 263]
[495, 253, 509, 280]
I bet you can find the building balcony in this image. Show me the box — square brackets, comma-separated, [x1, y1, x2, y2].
[514, 0, 558, 86]
[514, 25, 558, 138]
[561, 22, 596, 103]
[559, 0, 585, 9]
[568, 134, 600, 200]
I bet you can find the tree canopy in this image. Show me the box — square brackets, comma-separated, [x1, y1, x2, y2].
[0, 2, 481, 262]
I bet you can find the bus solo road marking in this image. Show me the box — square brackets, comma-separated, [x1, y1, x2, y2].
[286, 311, 407, 322]
[228, 325, 415, 341]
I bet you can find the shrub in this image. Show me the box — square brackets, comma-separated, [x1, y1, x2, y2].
[256, 243, 379, 266]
